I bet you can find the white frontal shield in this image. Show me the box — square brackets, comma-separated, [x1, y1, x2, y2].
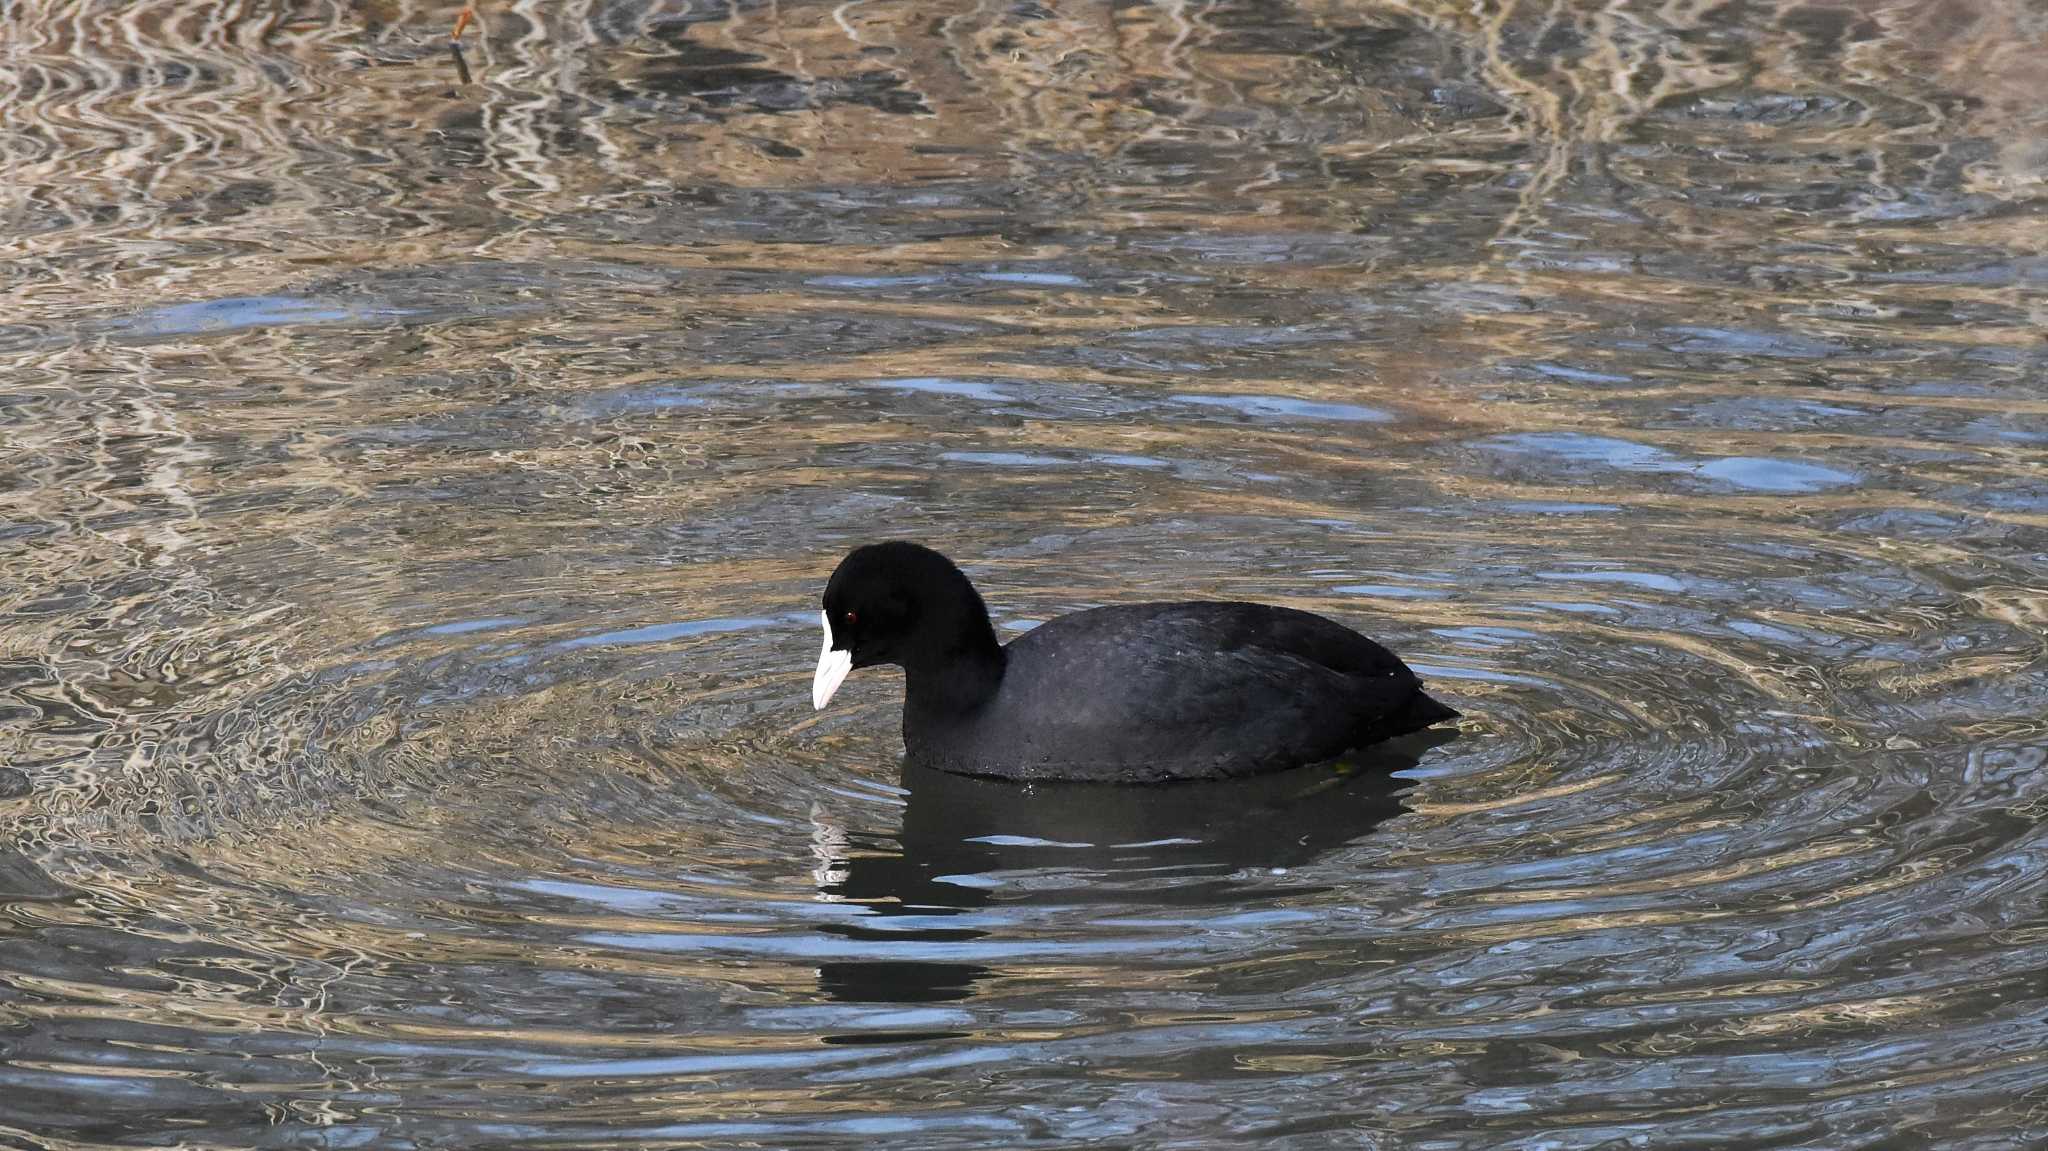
[812, 611, 853, 709]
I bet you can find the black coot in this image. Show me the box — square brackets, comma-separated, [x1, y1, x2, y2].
[812, 542, 1458, 783]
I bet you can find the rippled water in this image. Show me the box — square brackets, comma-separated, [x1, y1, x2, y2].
[4, 0, 2048, 1145]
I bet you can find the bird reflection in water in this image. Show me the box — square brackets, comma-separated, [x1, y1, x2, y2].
[809, 730, 1455, 1004]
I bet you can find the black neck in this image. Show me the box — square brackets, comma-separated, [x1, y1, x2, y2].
[903, 632, 1006, 715]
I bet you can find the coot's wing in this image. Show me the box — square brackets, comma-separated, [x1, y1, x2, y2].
[1191, 601, 1415, 680]
[999, 603, 1426, 776]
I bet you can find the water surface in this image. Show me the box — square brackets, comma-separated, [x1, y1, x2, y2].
[4, 0, 2048, 1147]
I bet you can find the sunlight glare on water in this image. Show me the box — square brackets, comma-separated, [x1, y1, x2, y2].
[2, 0, 2047, 1147]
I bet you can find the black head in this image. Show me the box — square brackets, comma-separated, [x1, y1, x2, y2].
[813, 542, 1002, 710]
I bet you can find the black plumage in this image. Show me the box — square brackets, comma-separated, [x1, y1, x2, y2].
[815, 542, 1458, 783]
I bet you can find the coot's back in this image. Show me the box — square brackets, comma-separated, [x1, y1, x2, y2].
[902, 601, 1458, 783]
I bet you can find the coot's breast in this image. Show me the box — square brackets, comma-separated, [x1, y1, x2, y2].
[903, 603, 1444, 782]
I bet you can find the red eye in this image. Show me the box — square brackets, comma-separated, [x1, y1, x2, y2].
[844, 611, 857, 625]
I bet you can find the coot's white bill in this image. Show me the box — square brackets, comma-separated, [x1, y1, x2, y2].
[813, 610, 852, 710]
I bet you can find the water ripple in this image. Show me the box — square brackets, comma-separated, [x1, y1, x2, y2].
[3, 0, 2047, 1147]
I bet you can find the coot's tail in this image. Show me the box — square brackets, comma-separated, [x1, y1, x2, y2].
[1366, 689, 1460, 744]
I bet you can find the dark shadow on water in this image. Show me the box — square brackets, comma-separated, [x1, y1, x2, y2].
[0, 847, 74, 902]
[817, 959, 988, 1004]
[814, 729, 1455, 1003]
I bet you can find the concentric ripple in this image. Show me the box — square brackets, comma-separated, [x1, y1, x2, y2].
[4, 1, 2048, 1148]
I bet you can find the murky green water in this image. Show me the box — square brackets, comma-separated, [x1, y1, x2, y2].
[3, 0, 2047, 1146]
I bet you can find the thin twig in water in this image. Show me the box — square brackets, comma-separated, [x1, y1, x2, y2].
[448, 4, 477, 86]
